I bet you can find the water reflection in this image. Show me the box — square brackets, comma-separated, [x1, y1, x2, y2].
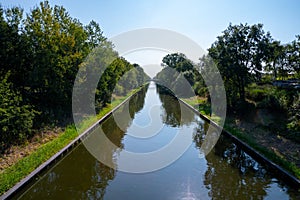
[203, 136, 271, 199]
[157, 84, 195, 127]
[12, 82, 298, 200]
[16, 144, 114, 199]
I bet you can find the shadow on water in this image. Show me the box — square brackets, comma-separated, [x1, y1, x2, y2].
[11, 82, 299, 200]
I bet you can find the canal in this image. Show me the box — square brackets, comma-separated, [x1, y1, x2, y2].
[12, 82, 299, 199]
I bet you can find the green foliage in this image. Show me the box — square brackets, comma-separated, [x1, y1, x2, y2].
[246, 83, 272, 101]
[208, 23, 273, 106]
[96, 58, 149, 111]
[161, 53, 187, 69]
[287, 35, 300, 78]
[246, 83, 299, 137]
[24, 1, 89, 117]
[0, 1, 113, 122]
[0, 74, 36, 153]
[287, 92, 300, 133]
[115, 64, 150, 96]
[256, 87, 290, 111]
[158, 53, 201, 98]
[0, 1, 149, 153]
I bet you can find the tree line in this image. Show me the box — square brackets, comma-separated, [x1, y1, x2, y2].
[157, 23, 299, 134]
[0, 1, 148, 152]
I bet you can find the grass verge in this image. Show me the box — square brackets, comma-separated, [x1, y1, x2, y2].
[0, 89, 138, 195]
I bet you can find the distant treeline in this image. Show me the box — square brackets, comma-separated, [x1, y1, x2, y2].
[0, 1, 148, 152]
[156, 23, 299, 134]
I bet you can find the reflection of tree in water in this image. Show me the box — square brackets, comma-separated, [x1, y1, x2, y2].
[19, 144, 115, 199]
[101, 85, 148, 148]
[192, 120, 298, 199]
[128, 85, 148, 118]
[18, 87, 149, 200]
[192, 119, 206, 150]
[156, 84, 194, 127]
[199, 134, 272, 199]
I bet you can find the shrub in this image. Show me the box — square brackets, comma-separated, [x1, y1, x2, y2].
[245, 83, 272, 101]
[287, 92, 300, 133]
[0, 74, 36, 153]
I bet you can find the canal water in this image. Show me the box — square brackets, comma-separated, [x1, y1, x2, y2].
[13, 82, 298, 199]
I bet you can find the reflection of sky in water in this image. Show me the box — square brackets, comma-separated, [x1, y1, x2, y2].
[129, 82, 162, 129]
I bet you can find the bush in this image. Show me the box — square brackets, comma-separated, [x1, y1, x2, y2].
[246, 84, 291, 111]
[247, 88, 266, 101]
[246, 83, 271, 101]
[257, 95, 282, 110]
[287, 92, 300, 133]
[0, 74, 36, 153]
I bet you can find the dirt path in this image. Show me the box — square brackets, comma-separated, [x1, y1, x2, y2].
[228, 117, 300, 168]
[0, 127, 62, 173]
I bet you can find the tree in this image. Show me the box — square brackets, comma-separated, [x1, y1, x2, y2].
[115, 64, 150, 96]
[208, 23, 272, 106]
[96, 57, 134, 109]
[0, 73, 36, 152]
[85, 20, 107, 49]
[24, 1, 89, 118]
[265, 40, 285, 80]
[159, 53, 199, 97]
[287, 35, 300, 78]
[0, 6, 31, 92]
[161, 53, 188, 70]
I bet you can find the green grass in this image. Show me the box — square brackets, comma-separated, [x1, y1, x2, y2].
[181, 97, 210, 116]
[0, 125, 78, 194]
[181, 97, 222, 124]
[0, 88, 139, 196]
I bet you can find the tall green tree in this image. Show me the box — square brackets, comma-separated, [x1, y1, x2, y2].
[96, 57, 133, 108]
[287, 35, 300, 78]
[115, 64, 150, 96]
[85, 20, 106, 49]
[0, 6, 31, 91]
[24, 1, 89, 118]
[265, 40, 285, 80]
[208, 23, 272, 106]
[160, 53, 200, 97]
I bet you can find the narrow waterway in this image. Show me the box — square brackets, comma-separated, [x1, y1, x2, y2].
[13, 82, 298, 199]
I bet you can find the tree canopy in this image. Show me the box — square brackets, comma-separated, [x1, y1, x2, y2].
[0, 1, 149, 151]
[208, 23, 272, 105]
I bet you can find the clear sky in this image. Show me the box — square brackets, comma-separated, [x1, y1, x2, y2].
[2, 0, 300, 48]
[1, 0, 300, 76]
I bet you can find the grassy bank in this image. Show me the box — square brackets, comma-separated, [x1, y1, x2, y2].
[0, 89, 138, 195]
[182, 96, 300, 180]
[224, 124, 300, 179]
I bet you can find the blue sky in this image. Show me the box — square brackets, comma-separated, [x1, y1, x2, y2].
[1, 0, 300, 76]
[1, 0, 300, 49]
